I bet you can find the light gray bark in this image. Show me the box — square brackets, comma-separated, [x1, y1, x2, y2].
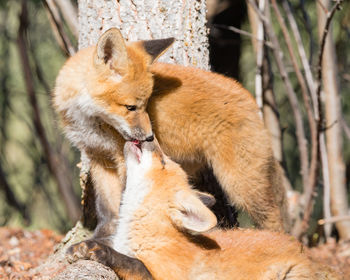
[317, 0, 350, 240]
[78, 0, 209, 69]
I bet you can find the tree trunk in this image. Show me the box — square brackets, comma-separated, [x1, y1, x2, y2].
[317, 0, 350, 240]
[78, 0, 209, 68]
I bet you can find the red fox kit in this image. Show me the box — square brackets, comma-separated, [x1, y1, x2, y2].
[68, 140, 338, 280]
[53, 28, 288, 242]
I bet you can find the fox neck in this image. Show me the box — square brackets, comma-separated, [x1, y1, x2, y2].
[115, 205, 201, 279]
[112, 168, 204, 278]
[112, 153, 153, 257]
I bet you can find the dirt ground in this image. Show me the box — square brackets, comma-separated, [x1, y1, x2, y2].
[0, 227, 62, 280]
[0, 227, 349, 279]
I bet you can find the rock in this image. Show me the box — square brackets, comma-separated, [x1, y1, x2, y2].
[53, 260, 118, 280]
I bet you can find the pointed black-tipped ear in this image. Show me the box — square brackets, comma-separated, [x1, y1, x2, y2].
[142, 37, 175, 63]
[95, 28, 128, 71]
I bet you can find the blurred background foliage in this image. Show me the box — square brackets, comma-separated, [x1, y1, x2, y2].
[240, 0, 350, 190]
[0, 0, 80, 232]
[0, 0, 349, 238]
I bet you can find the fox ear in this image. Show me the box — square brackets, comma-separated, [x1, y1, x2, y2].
[193, 191, 216, 208]
[142, 38, 175, 63]
[95, 28, 128, 73]
[170, 190, 217, 234]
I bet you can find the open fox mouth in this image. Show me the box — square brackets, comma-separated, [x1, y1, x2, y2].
[130, 139, 142, 162]
[132, 139, 142, 150]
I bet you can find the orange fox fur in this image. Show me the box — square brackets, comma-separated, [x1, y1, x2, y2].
[103, 140, 338, 280]
[67, 140, 339, 279]
[53, 28, 288, 238]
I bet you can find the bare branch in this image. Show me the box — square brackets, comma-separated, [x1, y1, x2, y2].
[282, 0, 317, 106]
[316, 0, 328, 13]
[255, 0, 265, 117]
[320, 134, 332, 239]
[213, 24, 274, 49]
[43, 0, 76, 56]
[298, 0, 316, 64]
[248, 0, 310, 192]
[53, 0, 79, 38]
[315, 0, 350, 240]
[271, 0, 318, 195]
[270, 0, 325, 239]
[293, 0, 343, 239]
[316, 0, 343, 100]
[319, 215, 350, 225]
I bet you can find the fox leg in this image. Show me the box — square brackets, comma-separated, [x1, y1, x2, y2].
[67, 240, 153, 280]
[88, 160, 125, 245]
[73, 155, 153, 279]
[209, 147, 285, 231]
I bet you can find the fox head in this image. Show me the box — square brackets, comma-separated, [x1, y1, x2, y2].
[123, 140, 217, 235]
[89, 28, 174, 141]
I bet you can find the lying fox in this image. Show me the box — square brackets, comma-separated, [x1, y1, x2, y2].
[68, 140, 339, 280]
[53, 27, 288, 243]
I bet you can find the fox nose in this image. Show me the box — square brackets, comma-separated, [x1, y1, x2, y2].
[145, 134, 154, 142]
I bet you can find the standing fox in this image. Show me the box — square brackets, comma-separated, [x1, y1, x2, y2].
[68, 140, 339, 280]
[53, 28, 289, 243]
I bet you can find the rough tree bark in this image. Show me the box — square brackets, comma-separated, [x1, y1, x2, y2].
[33, 0, 211, 278]
[78, 0, 209, 68]
[317, 0, 350, 240]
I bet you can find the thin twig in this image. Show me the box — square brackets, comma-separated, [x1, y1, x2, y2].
[271, 0, 317, 191]
[283, 0, 317, 106]
[272, 0, 322, 238]
[298, 0, 315, 64]
[248, 0, 310, 193]
[320, 134, 332, 238]
[53, 0, 79, 38]
[213, 24, 274, 49]
[280, 3, 325, 237]
[316, 0, 328, 13]
[42, 0, 76, 56]
[319, 215, 350, 225]
[316, 0, 343, 100]
[301, 0, 344, 236]
[255, 0, 265, 117]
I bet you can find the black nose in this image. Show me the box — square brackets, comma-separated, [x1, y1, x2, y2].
[145, 134, 154, 142]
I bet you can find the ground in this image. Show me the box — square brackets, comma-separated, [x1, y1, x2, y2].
[0, 227, 349, 279]
[0, 227, 62, 279]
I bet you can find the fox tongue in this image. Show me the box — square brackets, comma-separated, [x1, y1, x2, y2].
[132, 140, 142, 150]
[131, 140, 142, 162]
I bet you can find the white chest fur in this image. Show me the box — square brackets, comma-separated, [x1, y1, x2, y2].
[112, 151, 153, 257]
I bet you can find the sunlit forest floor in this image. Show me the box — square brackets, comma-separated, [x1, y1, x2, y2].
[0, 227, 62, 279]
[0, 227, 349, 279]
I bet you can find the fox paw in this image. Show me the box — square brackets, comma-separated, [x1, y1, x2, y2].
[66, 240, 109, 265]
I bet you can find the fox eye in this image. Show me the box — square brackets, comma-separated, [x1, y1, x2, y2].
[125, 105, 137, 111]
